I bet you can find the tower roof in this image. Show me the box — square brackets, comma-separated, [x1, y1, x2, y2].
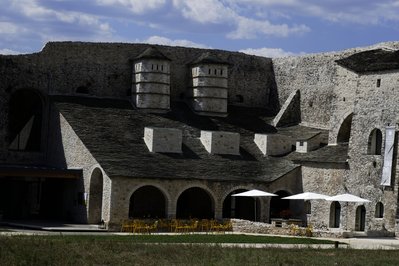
[134, 47, 171, 61]
[190, 52, 230, 66]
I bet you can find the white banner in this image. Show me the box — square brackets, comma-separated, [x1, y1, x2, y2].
[381, 126, 396, 186]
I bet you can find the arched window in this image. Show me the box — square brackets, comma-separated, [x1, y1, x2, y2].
[8, 90, 43, 151]
[367, 129, 382, 155]
[375, 202, 384, 218]
[329, 201, 341, 228]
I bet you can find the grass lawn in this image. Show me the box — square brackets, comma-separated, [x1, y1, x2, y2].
[1, 234, 398, 265]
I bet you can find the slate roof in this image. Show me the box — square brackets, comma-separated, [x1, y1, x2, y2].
[287, 144, 349, 165]
[134, 47, 171, 61]
[53, 96, 297, 183]
[190, 52, 230, 66]
[336, 49, 399, 73]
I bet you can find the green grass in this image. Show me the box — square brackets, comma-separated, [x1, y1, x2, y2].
[1, 235, 398, 266]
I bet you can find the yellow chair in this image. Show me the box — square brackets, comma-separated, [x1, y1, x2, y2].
[120, 219, 134, 233]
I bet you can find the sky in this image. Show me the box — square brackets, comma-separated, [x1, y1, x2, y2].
[0, 0, 398, 57]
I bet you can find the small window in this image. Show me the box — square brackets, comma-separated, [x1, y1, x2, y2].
[375, 202, 384, 218]
[214, 69, 217, 75]
[377, 79, 381, 87]
[151, 64, 154, 70]
[76, 86, 89, 94]
[220, 69, 223, 75]
[156, 65, 159, 70]
[161, 65, 163, 71]
[305, 201, 311, 214]
[299, 141, 304, 146]
[235, 95, 244, 103]
[208, 69, 211, 75]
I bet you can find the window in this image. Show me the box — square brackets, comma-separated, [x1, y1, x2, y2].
[214, 69, 217, 75]
[208, 68, 211, 75]
[220, 69, 223, 75]
[377, 79, 381, 87]
[375, 202, 384, 218]
[305, 201, 311, 214]
[235, 95, 244, 103]
[299, 141, 304, 146]
[367, 129, 382, 155]
[76, 86, 89, 94]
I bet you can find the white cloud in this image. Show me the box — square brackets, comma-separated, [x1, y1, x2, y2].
[239, 47, 303, 58]
[97, 0, 166, 14]
[227, 17, 310, 39]
[140, 36, 210, 48]
[0, 48, 23, 55]
[172, 0, 236, 24]
[173, 0, 310, 39]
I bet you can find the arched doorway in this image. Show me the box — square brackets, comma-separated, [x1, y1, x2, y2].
[88, 168, 103, 223]
[270, 190, 291, 219]
[355, 205, 366, 231]
[337, 113, 353, 143]
[329, 201, 341, 228]
[222, 189, 256, 221]
[176, 187, 214, 219]
[129, 186, 166, 219]
[8, 89, 43, 151]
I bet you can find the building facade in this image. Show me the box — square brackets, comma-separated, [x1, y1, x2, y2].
[0, 41, 399, 236]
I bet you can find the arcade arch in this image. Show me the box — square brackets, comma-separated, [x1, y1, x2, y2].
[176, 187, 214, 219]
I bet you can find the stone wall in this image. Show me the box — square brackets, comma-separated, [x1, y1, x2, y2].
[345, 69, 399, 234]
[272, 42, 399, 131]
[0, 42, 275, 109]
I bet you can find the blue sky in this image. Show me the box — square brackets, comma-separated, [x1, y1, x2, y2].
[1, 0, 398, 57]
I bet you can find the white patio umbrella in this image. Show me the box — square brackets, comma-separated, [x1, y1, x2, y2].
[232, 189, 277, 221]
[326, 193, 370, 203]
[326, 193, 370, 230]
[282, 192, 330, 200]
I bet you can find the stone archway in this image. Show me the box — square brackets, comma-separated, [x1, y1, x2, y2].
[88, 168, 103, 223]
[337, 113, 353, 143]
[129, 185, 166, 219]
[176, 187, 214, 219]
[222, 189, 256, 221]
[270, 190, 291, 219]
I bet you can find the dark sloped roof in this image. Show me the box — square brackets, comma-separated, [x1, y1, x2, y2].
[53, 96, 297, 183]
[134, 47, 171, 61]
[336, 49, 399, 73]
[287, 144, 349, 164]
[190, 52, 230, 65]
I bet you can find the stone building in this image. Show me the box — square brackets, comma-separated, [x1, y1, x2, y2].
[0, 41, 399, 236]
